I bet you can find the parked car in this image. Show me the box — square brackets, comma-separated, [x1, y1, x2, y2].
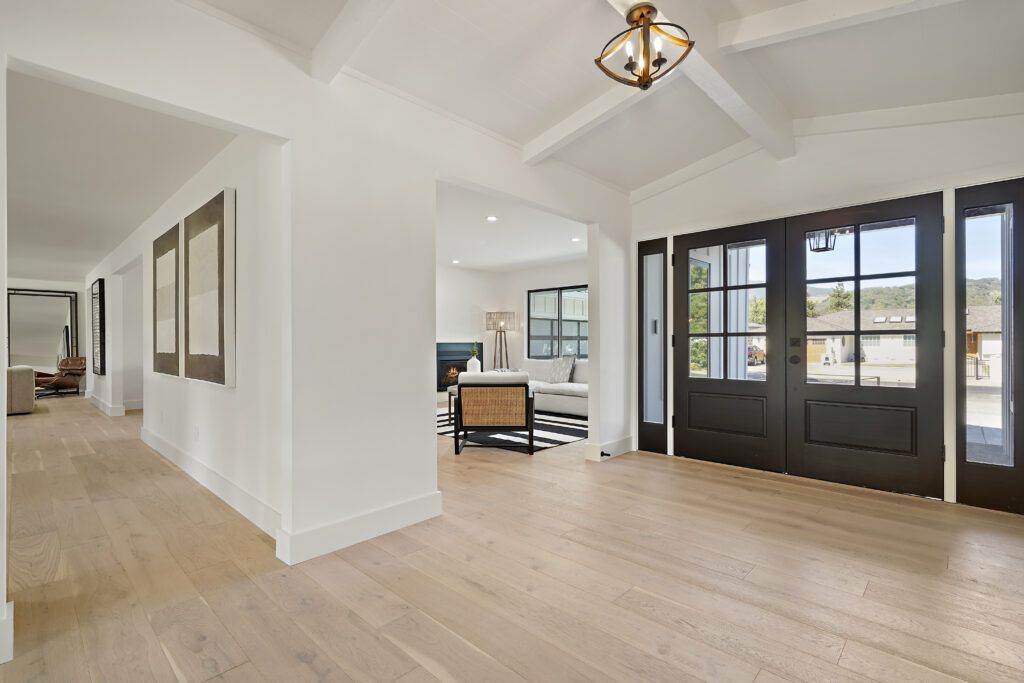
[747, 346, 766, 365]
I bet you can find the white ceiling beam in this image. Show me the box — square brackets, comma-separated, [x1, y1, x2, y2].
[719, 0, 968, 53]
[312, 0, 397, 84]
[523, 1, 794, 164]
[523, 74, 666, 165]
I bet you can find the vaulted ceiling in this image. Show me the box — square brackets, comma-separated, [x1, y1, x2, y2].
[177, 0, 1024, 193]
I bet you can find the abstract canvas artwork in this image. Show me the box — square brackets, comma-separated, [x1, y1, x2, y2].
[183, 189, 236, 386]
[91, 278, 105, 375]
[152, 224, 179, 375]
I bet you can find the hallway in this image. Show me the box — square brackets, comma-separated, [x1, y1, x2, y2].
[6, 398, 1024, 681]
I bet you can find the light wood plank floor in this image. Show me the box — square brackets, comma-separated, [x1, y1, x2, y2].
[4, 396, 1024, 681]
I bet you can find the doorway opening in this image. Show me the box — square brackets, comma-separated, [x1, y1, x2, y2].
[434, 181, 590, 456]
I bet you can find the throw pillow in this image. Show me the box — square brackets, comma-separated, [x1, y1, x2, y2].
[549, 355, 575, 384]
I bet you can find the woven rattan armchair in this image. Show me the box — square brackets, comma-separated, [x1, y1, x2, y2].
[454, 371, 534, 455]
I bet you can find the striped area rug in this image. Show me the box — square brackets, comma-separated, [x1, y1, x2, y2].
[436, 408, 587, 452]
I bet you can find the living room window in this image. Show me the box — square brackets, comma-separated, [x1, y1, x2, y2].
[528, 286, 588, 359]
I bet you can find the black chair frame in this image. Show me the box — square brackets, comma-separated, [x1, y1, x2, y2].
[454, 383, 535, 455]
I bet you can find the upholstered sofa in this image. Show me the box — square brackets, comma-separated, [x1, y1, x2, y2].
[521, 358, 588, 417]
[7, 365, 36, 415]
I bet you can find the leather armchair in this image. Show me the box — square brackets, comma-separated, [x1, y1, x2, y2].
[35, 356, 86, 396]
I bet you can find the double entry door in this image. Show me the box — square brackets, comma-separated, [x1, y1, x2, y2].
[666, 193, 944, 498]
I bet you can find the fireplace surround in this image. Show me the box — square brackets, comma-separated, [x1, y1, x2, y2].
[436, 342, 480, 391]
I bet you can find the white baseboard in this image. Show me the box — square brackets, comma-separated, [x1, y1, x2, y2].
[141, 427, 281, 536]
[585, 435, 635, 461]
[88, 394, 125, 417]
[124, 398, 144, 410]
[276, 490, 443, 565]
[0, 602, 12, 663]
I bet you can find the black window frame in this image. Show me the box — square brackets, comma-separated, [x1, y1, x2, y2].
[527, 285, 588, 360]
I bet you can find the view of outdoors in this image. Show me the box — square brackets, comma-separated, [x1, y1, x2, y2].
[804, 220, 918, 388]
[689, 240, 767, 380]
[964, 206, 1012, 466]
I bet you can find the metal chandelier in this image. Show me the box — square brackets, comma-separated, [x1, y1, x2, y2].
[594, 3, 693, 91]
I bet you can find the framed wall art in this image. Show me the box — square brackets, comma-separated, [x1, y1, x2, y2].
[153, 223, 180, 376]
[183, 189, 236, 386]
[90, 278, 105, 375]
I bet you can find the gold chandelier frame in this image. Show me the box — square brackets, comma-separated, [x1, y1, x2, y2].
[594, 3, 693, 90]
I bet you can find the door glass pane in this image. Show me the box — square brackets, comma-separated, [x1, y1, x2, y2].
[642, 253, 664, 424]
[562, 321, 579, 337]
[859, 276, 916, 331]
[530, 318, 553, 336]
[728, 287, 766, 334]
[806, 281, 854, 332]
[689, 246, 722, 289]
[860, 334, 916, 388]
[727, 240, 766, 286]
[689, 337, 723, 379]
[861, 218, 916, 275]
[579, 340, 589, 357]
[727, 336, 766, 381]
[806, 226, 854, 280]
[806, 335, 855, 385]
[689, 291, 722, 333]
[529, 290, 558, 318]
[964, 204, 1013, 466]
[561, 340, 579, 357]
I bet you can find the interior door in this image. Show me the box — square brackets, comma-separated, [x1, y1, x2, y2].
[785, 193, 943, 497]
[638, 238, 668, 453]
[673, 220, 786, 471]
[956, 178, 1024, 513]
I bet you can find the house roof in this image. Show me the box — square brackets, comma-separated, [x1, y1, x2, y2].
[966, 305, 1001, 333]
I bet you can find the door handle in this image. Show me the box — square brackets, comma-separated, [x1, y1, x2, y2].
[651, 320, 658, 335]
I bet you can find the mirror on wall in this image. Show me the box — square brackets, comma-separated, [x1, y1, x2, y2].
[7, 289, 79, 372]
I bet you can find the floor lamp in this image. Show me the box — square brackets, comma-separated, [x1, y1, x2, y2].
[486, 311, 517, 370]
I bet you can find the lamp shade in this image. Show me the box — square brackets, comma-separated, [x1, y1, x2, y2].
[485, 311, 517, 331]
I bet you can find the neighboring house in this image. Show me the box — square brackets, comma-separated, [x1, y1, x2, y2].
[965, 304, 1002, 379]
[807, 308, 918, 366]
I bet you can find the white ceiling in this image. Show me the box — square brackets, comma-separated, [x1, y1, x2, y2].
[350, 0, 621, 143]
[437, 183, 586, 272]
[196, 0, 349, 51]
[6, 72, 235, 280]
[750, 0, 1024, 118]
[554, 77, 748, 190]
[173, 0, 1024, 193]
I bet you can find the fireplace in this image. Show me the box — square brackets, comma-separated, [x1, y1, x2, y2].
[436, 342, 480, 391]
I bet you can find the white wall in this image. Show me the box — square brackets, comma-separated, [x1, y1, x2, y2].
[0, 0, 632, 571]
[85, 134, 288, 534]
[632, 111, 1024, 502]
[121, 263, 143, 409]
[436, 258, 588, 370]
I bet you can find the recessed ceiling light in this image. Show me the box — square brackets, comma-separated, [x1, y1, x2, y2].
[451, 259, 460, 264]
[570, 237, 582, 243]
[485, 215, 498, 223]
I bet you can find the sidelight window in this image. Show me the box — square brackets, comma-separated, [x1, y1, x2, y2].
[688, 240, 767, 381]
[804, 218, 917, 387]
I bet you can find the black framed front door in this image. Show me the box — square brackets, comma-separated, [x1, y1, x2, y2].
[673, 220, 786, 472]
[785, 193, 944, 497]
[956, 178, 1024, 514]
[638, 238, 668, 453]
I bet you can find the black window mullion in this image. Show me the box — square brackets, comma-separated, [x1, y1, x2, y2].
[723, 247, 729, 379]
[854, 225, 862, 387]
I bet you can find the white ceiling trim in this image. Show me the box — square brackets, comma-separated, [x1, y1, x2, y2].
[718, 0, 969, 53]
[631, 90, 1024, 205]
[630, 138, 762, 204]
[312, 0, 396, 84]
[794, 91, 1024, 136]
[548, 159, 629, 196]
[175, 0, 312, 65]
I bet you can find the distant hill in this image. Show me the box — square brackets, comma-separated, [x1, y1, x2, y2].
[808, 278, 1000, 310]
